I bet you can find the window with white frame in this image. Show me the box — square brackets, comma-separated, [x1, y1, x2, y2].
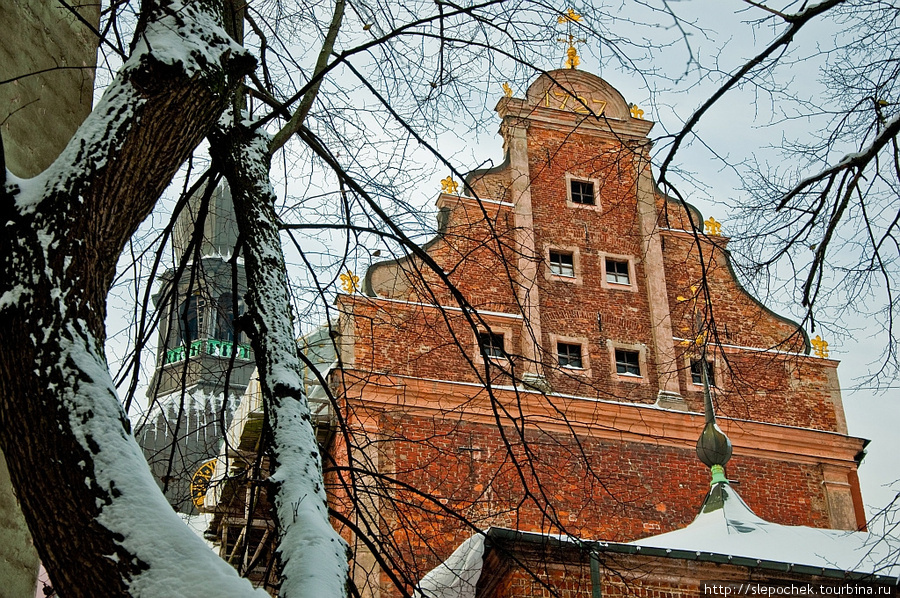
[557, 342, 583, 369]
[605, 258, 630, 285]
[549, 250, 575, 278]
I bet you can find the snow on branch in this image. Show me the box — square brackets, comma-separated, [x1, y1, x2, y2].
[212, 120, 350, 598]
[65, 322, 268, 596]
[130, 1, 247, 78]
[0, 1, 258, 594]
[8, 0, 251, 222]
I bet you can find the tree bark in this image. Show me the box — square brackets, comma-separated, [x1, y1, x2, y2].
[0, 1, 260, 595]
[211, 120, 350, 598]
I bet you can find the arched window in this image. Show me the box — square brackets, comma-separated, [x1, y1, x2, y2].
[215, 293, 242, 342]
[179, 295, 204, 345]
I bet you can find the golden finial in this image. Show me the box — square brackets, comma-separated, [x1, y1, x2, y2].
[630, 104, 645, 119]
[502, 82, 513, 97]
[340, 270, 359, 294]
[565, 45, 580, 69]
[440, 176, 459, 194]
[704, 216, 722, 236]
[557, 8, 582, 23]
[811, 335, 829, 358]
[556, 9, 586, 70]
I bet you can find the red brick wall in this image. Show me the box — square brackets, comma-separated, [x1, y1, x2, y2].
[348, 108, 845, 423]
[677, 348, 841, 430]
[525, 128, 660, 400]
[328, 408, 832, 584]
[482, 539, 897, 598]
[662, 232, 804, 352]
[367, 195, 520, 313]
[489, 553, 879, 598]
[339, 296, 524, 385]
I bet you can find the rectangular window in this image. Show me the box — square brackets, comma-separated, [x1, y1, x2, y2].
[690, 359, 715, 386]
[549, 250, 575, 277]
[557, 342, 583, 369]
[478, 332, 505, 359]
[606, 258, 630, 285]
[570, 179, 595, 205]
[615, 349, 641, 376]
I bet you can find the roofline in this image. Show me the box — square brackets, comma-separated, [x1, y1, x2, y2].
[362, 206, 451, 297]
[464, 151, 511, 195]
[337, 370, 868, 468]
[484, 527, 899, 584]
[657, 189, 811, 355]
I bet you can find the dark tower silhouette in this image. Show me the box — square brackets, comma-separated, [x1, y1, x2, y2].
[138, 182, 256, 513]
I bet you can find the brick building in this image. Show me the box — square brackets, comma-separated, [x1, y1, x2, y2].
[419, 463, 897, 598]
[208, 67, 870, 596]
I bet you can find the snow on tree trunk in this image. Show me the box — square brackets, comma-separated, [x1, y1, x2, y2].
[0, 1, 264, 595]
[212, 119, 350, 598]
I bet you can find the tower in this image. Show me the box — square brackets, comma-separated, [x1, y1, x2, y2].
[138, 182, 256, 514]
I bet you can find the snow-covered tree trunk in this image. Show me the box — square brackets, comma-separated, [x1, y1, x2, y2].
[0, 2, 266, 595]
[211, 119, 350, 598]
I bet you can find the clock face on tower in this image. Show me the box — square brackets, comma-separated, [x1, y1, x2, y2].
[190, 458, 218, 508]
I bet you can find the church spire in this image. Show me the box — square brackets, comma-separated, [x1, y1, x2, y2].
[694, 321, 732, 485]
[138, 180, 256, 514]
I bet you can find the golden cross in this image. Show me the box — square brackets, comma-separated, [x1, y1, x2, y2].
[704, 216, 722, 236]
[556, 9, 586, 69]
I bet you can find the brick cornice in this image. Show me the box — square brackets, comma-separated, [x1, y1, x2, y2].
[496, 97, 655, 140]
[338, 370, 866, 468]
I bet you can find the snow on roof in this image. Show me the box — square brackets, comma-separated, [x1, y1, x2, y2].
[417, 534, 485, 598]
[423, 496, 899, 598]
[631, 482, 900, 580]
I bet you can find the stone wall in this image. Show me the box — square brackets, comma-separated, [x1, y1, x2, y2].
[0, 1, 98, 177]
